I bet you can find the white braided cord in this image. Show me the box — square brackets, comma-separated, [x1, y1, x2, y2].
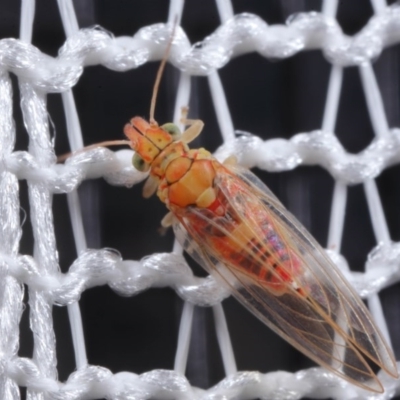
[0, 7, 400, 85]
[0, 0, 399, 398]
[0, 246, 399, 307]
[3, 361, 400, 400]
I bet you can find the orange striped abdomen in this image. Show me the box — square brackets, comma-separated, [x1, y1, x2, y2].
[211, 220, 299, 295]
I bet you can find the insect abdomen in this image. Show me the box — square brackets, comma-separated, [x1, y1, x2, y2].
[209, 217, 298, 295]
[235, 240, 294, 295]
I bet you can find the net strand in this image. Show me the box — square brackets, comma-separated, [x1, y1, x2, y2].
[1, 8, 400, 89]
[321, 0, 344, 254]
[19, 3, 60, 391]
[0, 248, 396, 314]
[3, 358, 400, 399]
[57, 0, 88, 371]
[0, 68, 23, 400]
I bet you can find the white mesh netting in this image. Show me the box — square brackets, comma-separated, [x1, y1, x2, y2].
[1, 0, 400, 399]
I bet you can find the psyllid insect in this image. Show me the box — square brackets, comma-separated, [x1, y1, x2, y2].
[65, 25, 398, 393]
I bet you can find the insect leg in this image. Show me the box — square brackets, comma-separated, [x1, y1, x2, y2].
[161, 211, 175, 227]
[223, 155, 238, 166]
[179, 108, 204, 144]
[181, 120, 205, 144]
[142, 176, 159, 198]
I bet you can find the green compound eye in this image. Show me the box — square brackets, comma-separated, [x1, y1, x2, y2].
[161, 123, 181, 140]
[132, 153, 150, 172]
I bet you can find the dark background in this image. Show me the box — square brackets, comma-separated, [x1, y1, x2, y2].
[1, 0, 399, 399]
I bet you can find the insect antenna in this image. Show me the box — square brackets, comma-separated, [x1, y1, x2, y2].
[59, 19, 178, 164]
[57, 139, 131, 163]
[149, 19, 178, 125]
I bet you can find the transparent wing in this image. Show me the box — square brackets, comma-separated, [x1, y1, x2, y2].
[227, 164, 398, 374]
[171, 162, 397, 393]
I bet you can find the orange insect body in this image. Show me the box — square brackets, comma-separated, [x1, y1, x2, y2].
[125, 116, 299, 295]
[124, 117, 398, 392]
[69, 27, 398, 394]
[125, 117, 216, 209]
[119, 108, 398, 392]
